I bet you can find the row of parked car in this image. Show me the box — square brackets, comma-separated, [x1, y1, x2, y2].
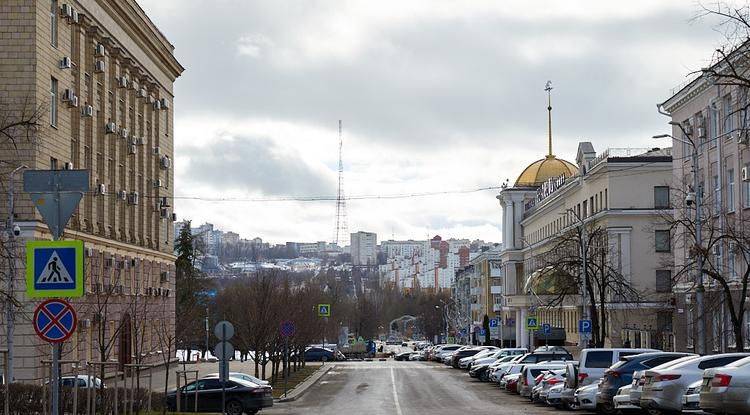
[418, 343, 750, 414]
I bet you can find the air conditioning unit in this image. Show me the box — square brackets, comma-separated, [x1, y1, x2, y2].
[120, 128, 128, 138]
[138, 88, 147, 98]
[742, 167, 750, 182]
[160, 155, 171, 169]
[117, 190, 127, 201]
[117, 76, 128, 89]
[63, 162, 74, 170]
[134, 136, 144, 145]
[159, 98, 169, 109]
[153, 100, 161, 110]
[61, 4, 73, 18]
[97, 183, 107, 195]
[156, 287, 162, 296]
[94, 43, 105, 57]
[128, 144, 136, 155]
[153, 146, 161, 155]
[171, 212, 177, 222]
[69, 95, 79, 108]
[153, 179, 162, 188]
[82, 104, 94, 117]
[95, 60, 105, 73]
[85, 247, 94, 257]
[127, 191, 139, 205]
[160, 196, 170, 207]
[71, 10, 79, 24]
[80, 319, 91, 329]
[163, 288, 170, 297]
[59, 56, 72, 69]
[160, 271, 170, 283]
[160, 208, 169, 219]
[697, 127, 707, 138]
[146, 287, 153, 296]
[105, 122, 116, 134]
[683, 123, 693, 135]
[62, 89, 74, 101]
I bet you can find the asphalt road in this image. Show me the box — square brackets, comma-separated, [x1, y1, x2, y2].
[264, 361, 570, 415]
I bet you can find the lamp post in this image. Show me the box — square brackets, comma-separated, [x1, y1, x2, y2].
[654, 123, 708, 355]
[563, 208, 589, 348]
[6, 164, 27, 383]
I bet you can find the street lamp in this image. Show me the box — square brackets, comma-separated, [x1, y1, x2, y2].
[561, 208, 589, 348]
[653, 121, 707, 355]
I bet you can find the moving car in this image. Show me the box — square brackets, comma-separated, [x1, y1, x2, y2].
[304, 347, 344, 362]
[699, 355, 750, 414]
[165, 377, 273, 415]
[597, 352, 694, 413]
[640, 353, 750, 413]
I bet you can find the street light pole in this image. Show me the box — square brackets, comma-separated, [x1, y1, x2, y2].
[565, 208, 589, 348]
[6, 165, 26, 383]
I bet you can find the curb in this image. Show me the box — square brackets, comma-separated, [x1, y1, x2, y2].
[275, 364, 333, 403]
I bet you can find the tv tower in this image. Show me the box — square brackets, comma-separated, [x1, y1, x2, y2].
[334, 120, 348, 247]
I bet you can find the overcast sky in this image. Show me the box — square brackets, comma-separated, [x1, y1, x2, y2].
[137, 0, 723, 245]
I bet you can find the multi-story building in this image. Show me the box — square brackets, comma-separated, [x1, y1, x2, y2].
[350, 231, 377, 266]
[0, 0, 183, 381]
[659, 50, 750, 353]
[498, 141, 673, 349]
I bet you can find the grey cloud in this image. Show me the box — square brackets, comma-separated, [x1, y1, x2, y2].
[181, 135, 336, 196]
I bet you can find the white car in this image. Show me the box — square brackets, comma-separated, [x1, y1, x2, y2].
[575, 381, 601, 411]
[204, 372, 270, 386]
[545, 382, 565, 407]
[577, 347, 658, 387]
[613, 385, 639, 411]
[681, 380, 702, 413]
[489, 354, 524, 382]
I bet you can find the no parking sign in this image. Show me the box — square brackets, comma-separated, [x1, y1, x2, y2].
[33, 298, 77, 343]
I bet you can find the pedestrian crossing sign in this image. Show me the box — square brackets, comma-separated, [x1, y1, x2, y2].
[318, 303, 331, 317]
[26, 240, 84, 298]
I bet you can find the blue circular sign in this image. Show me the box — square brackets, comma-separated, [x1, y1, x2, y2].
[280, 320, 295, 337]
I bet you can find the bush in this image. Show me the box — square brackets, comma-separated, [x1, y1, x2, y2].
[0, 383, 165, 414]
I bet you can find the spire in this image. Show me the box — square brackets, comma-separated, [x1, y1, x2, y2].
[545, 80, 554, 158]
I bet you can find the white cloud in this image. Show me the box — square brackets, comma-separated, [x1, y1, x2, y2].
[236, 34, 273, 58]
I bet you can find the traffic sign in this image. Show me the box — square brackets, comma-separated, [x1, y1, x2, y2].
[318, 303, 331, 317]
[25, 240, 84, 298]
[542, 323, 551, 335]
[280, 320, 295, 337]
[24, 169, 89, 240]
[526, 316, 539, 330]
[213, 341, 234, 360]
[214, 321, 234, 341]
[478, 328, 486, 336]
[489, 318, 499, 328]
[579, 319, 592, 333]
[33, 299, 77, 343]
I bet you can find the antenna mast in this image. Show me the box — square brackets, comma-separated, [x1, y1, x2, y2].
[334, 120, 349, 247]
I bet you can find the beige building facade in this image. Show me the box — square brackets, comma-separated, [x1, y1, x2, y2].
[497, 142, 674, 349]
[0, 0, 183, 381]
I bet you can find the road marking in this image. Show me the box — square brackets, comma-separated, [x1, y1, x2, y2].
[390, 367, 403, 415]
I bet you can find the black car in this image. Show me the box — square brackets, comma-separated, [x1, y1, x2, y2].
[304, 347, 339, 362]
[596, 352, 694, 414]
[394, 351, 415, 361]
[165, 377, 273, 415]
[450, 348, 484, 368]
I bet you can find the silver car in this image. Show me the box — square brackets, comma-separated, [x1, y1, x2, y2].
[640, 353, 750, 413]
[700, 355, 750, 414]
[681, 380, 702, 413]
[630, 355, 698, 407]
[613, 384, 639, 412]
[575, 381, 600, 411]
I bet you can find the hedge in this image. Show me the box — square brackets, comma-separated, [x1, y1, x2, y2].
[0, 383, 165, 414]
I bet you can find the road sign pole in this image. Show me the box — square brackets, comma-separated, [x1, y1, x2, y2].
[51, 344, 59, 415]
[284, 338, 288, 398]
[222, 323, 226, 415]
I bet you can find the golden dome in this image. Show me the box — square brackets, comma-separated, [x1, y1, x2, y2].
[515, 155, 577, 187]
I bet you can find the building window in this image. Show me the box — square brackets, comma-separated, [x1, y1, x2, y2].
[50, 157, 58, 170]
[729, 243, 737, 280]
[655, 270, 671, 293]
[728, 169, 736, 212]
[50, 77, 58, 127]
[654, 186, 670, 209]
[655, 230, 671, 252]
[682, 119, 691, 156]
[604, 189, 608, 209]
[50, 0, 57, 47]
[744, 165, 750, 208]
[723, 94, 733, 135]
[714, 175, 720, 213]
[582, 200, 588, 218]
[710, 106, 720, 143]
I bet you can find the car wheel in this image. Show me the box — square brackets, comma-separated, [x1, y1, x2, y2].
[226, 399, 244, 415]
[321, 356, 328, 362]
[597, 403, 617, 415]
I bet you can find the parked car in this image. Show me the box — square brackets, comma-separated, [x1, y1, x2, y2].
[681, 379, 703, 413]
[204, 372, 270, 386]
[394, 351, 417, 361]
[518, 363, 566, 398]
[577, 347, 658, 387]
[408, 352, 422, 361]
[165, 377, 273, 415]
[450, 346, 489, 368]
[612, 385, 640, 413]
[597, 351, 695, 413]
[504, 372, 522, 392]
[471, 354, 518, 381]
[304, 347, 343, 362]
[574, 381, 601, 411]
[459, 348, 498, 369]
[699, 355, 750, 414]
[489, 354, 525, 382]
[640, 353, 750, 413]
[46, 375, 104, 389]
[629, 355, 699, 408]
[534, 369, 565, 403]
[433, 345, 461, 362]
[560, 362, 579, 410]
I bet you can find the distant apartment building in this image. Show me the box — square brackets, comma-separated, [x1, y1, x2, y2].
[0, 0, 183, 381]
[223, 231, 240, 245]
[497, 142, 673, 349]
[350, 231, 377, 266]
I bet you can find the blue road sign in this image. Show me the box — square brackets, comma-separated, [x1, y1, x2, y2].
[489, 318, 499, 328]
[280, 320, 296, 337]
[33, 299, 77, 343]
[318, 303, 331, 317]
[478, 329, 486, 336]
[26, 240, 84, 298]
[460, 328, 467, 336]
[526, 316, 539, 330]
[579, 319, 592, 333]
[542, 323, 551, 335]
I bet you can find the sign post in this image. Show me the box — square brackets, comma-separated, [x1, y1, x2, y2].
[579, 319, 592, 342]
[542, 323, 551, 346]
[33, 299, 77, 415]
[317, 304, 331, 363]
[280, 321, 295, 398]
[214, 321, 234, 415]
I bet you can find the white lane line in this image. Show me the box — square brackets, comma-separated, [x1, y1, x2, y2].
[390, 367, 404, 415]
